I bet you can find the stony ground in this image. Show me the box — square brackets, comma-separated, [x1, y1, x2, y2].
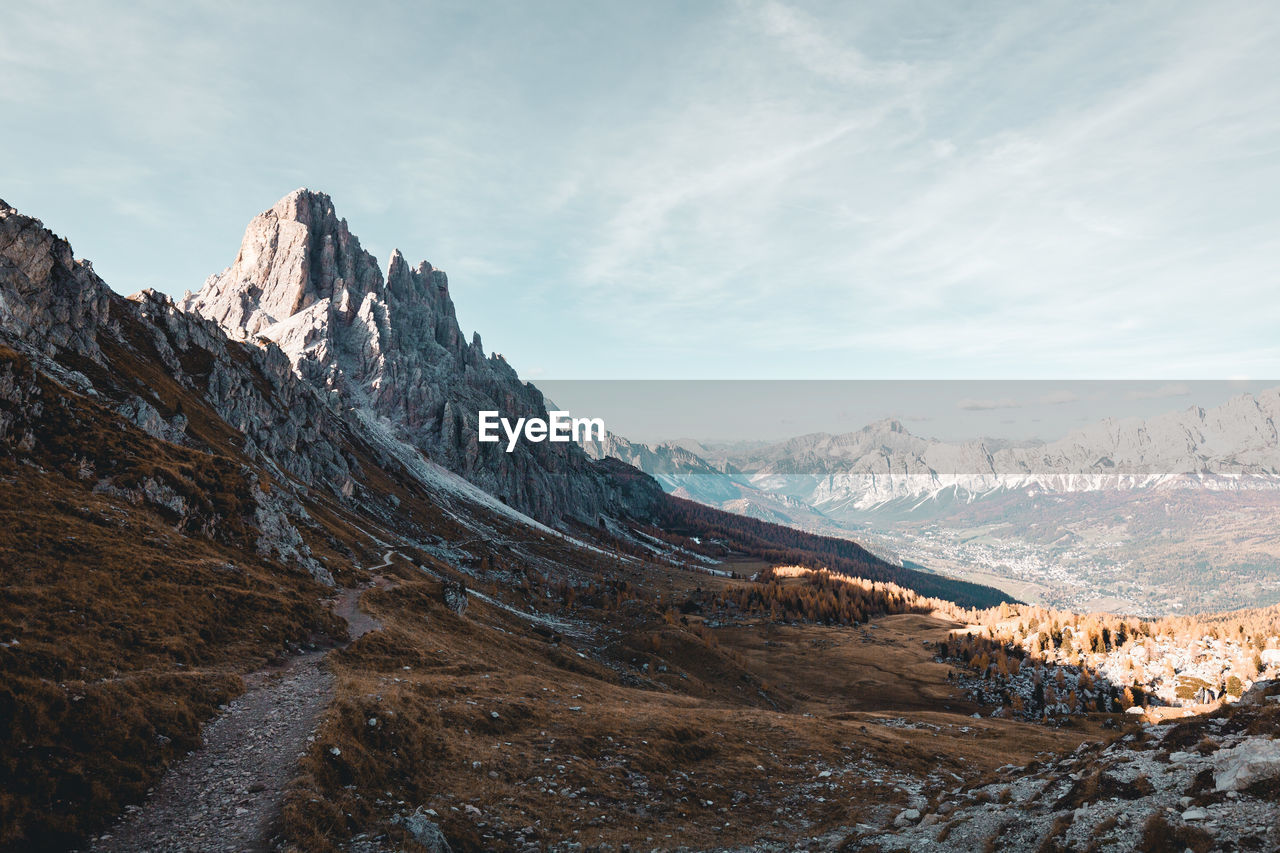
[845, 681, 1280, 852]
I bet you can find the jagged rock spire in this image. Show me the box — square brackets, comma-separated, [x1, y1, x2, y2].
[181, 189, 639, 524]
[181, 189, 383, 340]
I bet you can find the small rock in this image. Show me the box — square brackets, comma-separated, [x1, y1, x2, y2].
[1182, 808, 1208, 821]
[394, 808, 453, 853]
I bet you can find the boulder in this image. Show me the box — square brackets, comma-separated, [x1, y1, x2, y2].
[442, 580, 469, 616]
[1213, 737, 1280, 792]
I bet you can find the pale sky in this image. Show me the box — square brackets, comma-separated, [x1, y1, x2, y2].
[538, 380, 1279, 443]
[3, 1, 1279, 379]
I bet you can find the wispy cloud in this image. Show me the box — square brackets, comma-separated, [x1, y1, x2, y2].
[555, 2, 1280, 377]
[750, 0, 918, 87]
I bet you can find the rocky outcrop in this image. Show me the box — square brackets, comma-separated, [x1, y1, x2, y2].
[850, 695, 1280, 851]
[392, 809, 453, 853]
[129, 288, 357, 492]
[252, 482, 331, 585]
[116, 395, 188, 443]
[0, 355, 38, 446]
[0, 198, 113, 358]
[182, 189, 647, 525]
[0, 200, 359, 499]
[91, 476, 188, 518]
[442, 580, 468, 616]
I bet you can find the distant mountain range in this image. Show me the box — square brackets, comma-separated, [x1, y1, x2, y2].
[591, 393, 1280, 522]
[580, 432, 834, 528]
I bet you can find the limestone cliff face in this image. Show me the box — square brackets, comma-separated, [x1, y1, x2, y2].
[182, 189, 646, 524]
[180, 190, 384, 347]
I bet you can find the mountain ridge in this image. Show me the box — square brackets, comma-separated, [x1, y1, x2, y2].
[0, 188, 1003, 606]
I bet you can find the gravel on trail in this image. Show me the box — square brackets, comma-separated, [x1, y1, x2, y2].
[87, 580, 387, 853]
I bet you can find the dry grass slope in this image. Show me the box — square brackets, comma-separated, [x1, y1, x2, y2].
[0, 346, 343, 851]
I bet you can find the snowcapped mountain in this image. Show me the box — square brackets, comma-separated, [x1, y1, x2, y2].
[675, 401, 1280, 521]
[591, 403, 1280, 613]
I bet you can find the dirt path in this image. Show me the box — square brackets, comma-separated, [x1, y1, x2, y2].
[87, 571, 393, 853]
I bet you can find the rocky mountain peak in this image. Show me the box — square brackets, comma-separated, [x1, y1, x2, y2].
[271, 186, 333, 224]
[865, 417, 908, 435]
[181, 189, 646, 525]
[180, 188, 384, 343]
